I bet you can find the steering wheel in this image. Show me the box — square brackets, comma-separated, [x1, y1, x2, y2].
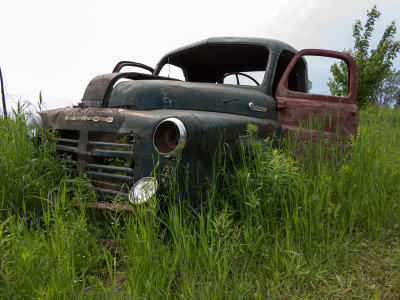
[221, 72, 260, 86]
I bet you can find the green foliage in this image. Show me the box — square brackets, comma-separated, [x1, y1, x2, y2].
[0, 116, 65, 216]
[306, 79, 313, 92]
[1, 108, 400, 297]
[376, 68, 400, 105]
[328, 5, 400, 106]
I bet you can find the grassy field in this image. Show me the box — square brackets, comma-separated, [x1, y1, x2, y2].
[0, 107, 400, 298]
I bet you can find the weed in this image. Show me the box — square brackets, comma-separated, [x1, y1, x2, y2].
[0, 107, 399, 297]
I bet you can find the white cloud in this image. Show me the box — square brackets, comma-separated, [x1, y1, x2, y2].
[1, 0, 399, 109]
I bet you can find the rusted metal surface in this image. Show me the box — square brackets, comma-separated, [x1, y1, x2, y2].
[107, 80, 275, 119]
[81, 73, 178, 108]
[52, 123, 135, 196]
[72, 201, 137, 211]
[47, 187, 57, 200]
[38, 38, 358, 208]
[276, 49, 358, 139]
[112, 61, 154, 74]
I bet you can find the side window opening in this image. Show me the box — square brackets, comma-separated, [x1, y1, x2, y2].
[290, 59, 307, 93]
[290, 56, 348, 97]
[303, 56, 348, 96]
[273, 50, 307, 97]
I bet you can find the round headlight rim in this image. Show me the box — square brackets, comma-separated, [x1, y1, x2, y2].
[153, 117, 187, 157]
[129, 176, 158, 205]
[26, 112, 43, 139]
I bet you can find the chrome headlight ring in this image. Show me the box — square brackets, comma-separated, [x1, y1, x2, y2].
[153, 118, 187, 157]
[26, 113, 43, 139]
[129, 177, 158, 205]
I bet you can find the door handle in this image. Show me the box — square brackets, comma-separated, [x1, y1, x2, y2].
[249, 102, 268, 113]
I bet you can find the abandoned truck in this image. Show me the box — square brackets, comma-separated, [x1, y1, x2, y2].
[29, 37, 358, 210]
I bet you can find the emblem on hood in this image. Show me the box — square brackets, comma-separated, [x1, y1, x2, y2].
[65, 116, 114, 122]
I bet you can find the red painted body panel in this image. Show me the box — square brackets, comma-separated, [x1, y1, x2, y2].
[276, 49, 358, 139]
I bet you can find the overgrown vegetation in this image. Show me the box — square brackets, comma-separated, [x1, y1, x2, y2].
[1, 107, 400, 298]
[328, 5, 400, 106]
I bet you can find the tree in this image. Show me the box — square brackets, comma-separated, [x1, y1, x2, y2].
[375, 68, 400, 105]
[328, 5, 400, 106]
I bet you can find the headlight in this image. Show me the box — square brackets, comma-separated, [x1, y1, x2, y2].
[129, 177, 158, 204]
[26, 113, 43, 138]
[153, 118, 187, 157]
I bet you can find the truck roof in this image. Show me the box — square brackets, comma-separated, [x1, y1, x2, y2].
[157, 37, 299, 65]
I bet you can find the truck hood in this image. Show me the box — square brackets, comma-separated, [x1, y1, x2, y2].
[107, 80, 275, 119]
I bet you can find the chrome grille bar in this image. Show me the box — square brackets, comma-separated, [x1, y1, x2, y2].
[91, 149, 132, 159]
[54, 129, 135, 201]
[88, 141, 133, 148]
[87, 163, 133, 175]
[89, 170, 132, 184]
[93, 186, 129, 198]
[56, 144, 76, 152]
[52, 137, 79, 144]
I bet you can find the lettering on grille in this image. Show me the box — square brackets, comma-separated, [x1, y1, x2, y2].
[65, 116, 114, 122]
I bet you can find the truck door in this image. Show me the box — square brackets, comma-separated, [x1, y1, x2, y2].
[275, 49, 358, 141]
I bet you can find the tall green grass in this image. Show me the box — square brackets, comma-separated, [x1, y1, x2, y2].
[1, 107, 400, 298]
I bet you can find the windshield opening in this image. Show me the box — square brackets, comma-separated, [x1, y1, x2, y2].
[156, 44, 269, 87]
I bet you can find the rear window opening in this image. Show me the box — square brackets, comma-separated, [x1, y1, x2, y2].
[156, 44, 269, 87]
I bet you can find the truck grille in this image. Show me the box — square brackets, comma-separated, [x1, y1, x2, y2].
[53, 129, 135, 200]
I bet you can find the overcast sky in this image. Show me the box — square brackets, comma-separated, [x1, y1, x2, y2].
[1, 0, 399, 111]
